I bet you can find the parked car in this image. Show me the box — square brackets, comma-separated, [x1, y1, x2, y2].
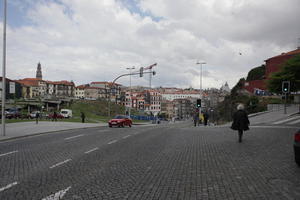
[48, 113, 64, 119]
[294, 129, 300, 166]
[29, 111, 40, 119]
[60, 109, 72, 118]
[108, 115, 132, 128]
[5, 109, 21, 119]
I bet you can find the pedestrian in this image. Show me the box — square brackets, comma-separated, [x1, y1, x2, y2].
[203, 112, 209, 126]
[52, 111, 57, 122]
[81, 112, 85, 123]
[35, 112, 39, 124]
[231, 104, 250, 143]
[193, 112, 199, 126]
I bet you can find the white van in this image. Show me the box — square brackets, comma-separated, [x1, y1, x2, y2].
[60, 109, 73, 118]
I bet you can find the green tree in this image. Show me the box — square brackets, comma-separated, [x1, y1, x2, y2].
[267, 54, 300, 93]
[246, 64, 265, 81]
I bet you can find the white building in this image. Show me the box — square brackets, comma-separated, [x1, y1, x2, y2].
[75, 85, 86, 99]
[161, 91, 201, 101]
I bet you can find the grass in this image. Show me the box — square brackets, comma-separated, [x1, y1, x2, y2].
[2, 99, 150, 124]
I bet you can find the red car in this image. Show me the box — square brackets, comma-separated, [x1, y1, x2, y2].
[108, 115, 132, 128]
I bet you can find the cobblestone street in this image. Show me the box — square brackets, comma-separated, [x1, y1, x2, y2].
[0, 122, 299, 199]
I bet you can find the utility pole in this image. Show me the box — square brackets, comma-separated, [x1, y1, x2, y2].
[196, 61, 206, 116]
[126, 67, 135, 117]
[1, 0, 7, 136]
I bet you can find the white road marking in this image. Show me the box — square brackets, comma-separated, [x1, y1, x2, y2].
[0, 150, 18, 157]
[288, 118, 300, 125]
[122, 135, 131, 139]
[0, 182, 18, 192]
[84, 147, 99, 154]
[272, 116, 300, 124]
[49, 159, 72, 169]
[108, 140, 117, 145]
[64, 134, 84, 140]
[42, 186, 71, 200]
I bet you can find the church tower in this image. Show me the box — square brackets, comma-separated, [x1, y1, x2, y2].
[36, 62, 42, 79]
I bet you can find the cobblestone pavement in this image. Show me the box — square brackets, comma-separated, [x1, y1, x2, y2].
[0, 122, 299, 200]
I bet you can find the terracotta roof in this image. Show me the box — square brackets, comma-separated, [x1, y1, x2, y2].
[16, 80, 39, 87]
[76, 85, 87, 89]
[86, 86, 104, 90]
[266, 48, 300, 60]
[52, 80, 74, 86]
[23, 78, 42, 81]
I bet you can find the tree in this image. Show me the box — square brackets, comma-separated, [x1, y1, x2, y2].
[267, 54, 300, 93]
[246, 64, 265, 81]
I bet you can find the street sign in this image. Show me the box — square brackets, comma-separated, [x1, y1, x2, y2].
[9, 82, 15, 94]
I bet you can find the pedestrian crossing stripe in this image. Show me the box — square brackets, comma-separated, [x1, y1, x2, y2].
[287, 118, 300, 125]
[272, 116, 300, 125]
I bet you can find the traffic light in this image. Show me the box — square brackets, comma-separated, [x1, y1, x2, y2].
[282, 81, 290, 93]
[196, 99, 201, 108]
[139, 67, 144, 77]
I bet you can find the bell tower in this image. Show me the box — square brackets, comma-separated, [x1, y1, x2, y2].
[36, 62, 42, 79]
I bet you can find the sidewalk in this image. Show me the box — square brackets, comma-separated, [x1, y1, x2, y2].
[249, 104, 299, 125]
[0, 121, 106, 141]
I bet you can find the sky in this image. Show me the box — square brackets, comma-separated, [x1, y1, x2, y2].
[0, 0, 299, 89]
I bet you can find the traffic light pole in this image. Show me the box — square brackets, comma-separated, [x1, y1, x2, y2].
[284, 92, 287, 114]
[108, 71, 156, 117]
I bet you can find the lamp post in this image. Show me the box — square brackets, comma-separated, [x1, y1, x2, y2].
[1, 0, 7, 136]
[126, 67, 135, 117]
[196, 61, 206, 116]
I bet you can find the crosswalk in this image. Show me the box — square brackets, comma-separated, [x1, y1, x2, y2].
[272, 116, 300, 125]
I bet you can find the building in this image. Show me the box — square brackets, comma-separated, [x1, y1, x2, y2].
[161, 90, 201, 101]
[265, 48, 300, 79]
[0, 78, 22, 99]
[244, 48, 300, 94]
[90, 81, 122, 102]
[75, 85, 86, 99]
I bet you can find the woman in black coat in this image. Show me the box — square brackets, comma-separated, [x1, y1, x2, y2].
[231, 104, 250, 143]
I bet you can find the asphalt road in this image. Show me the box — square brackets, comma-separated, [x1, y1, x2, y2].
[0, 121, 299, 200]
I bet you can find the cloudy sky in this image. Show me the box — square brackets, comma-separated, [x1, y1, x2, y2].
[0, 0, 299, 89]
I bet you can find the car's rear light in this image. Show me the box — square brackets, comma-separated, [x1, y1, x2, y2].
[295, 133, 300, 142]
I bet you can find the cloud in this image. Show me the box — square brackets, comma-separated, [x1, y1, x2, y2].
[0, 0, 299, 90]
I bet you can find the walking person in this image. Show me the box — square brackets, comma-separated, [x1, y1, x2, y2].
[35, 112, 39, 124]
[231, 104, 250, 143]
[203, 112, 209, 126]
[193, 112, 199, 127]
[52, 111, 58, 122]
[81, 112, 85, 123]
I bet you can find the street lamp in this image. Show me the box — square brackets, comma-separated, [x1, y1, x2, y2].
[1, 0, 7, 136]
[196, 61, 206, 115]
[126, 66, 135, 117]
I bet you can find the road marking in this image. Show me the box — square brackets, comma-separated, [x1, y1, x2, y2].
[0, 182, 18, 192]
[84, 147, 99, 154]
[0, 150, 18, 157]
[122, 135, 131, 139]
[108, 140, 117, 145]
[42, 186, 71, 200]
[64, 134, 84, 140]
[50, 159, 72, 169]
[288, 118, 300, 125]
[272, 116, 300, 124]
